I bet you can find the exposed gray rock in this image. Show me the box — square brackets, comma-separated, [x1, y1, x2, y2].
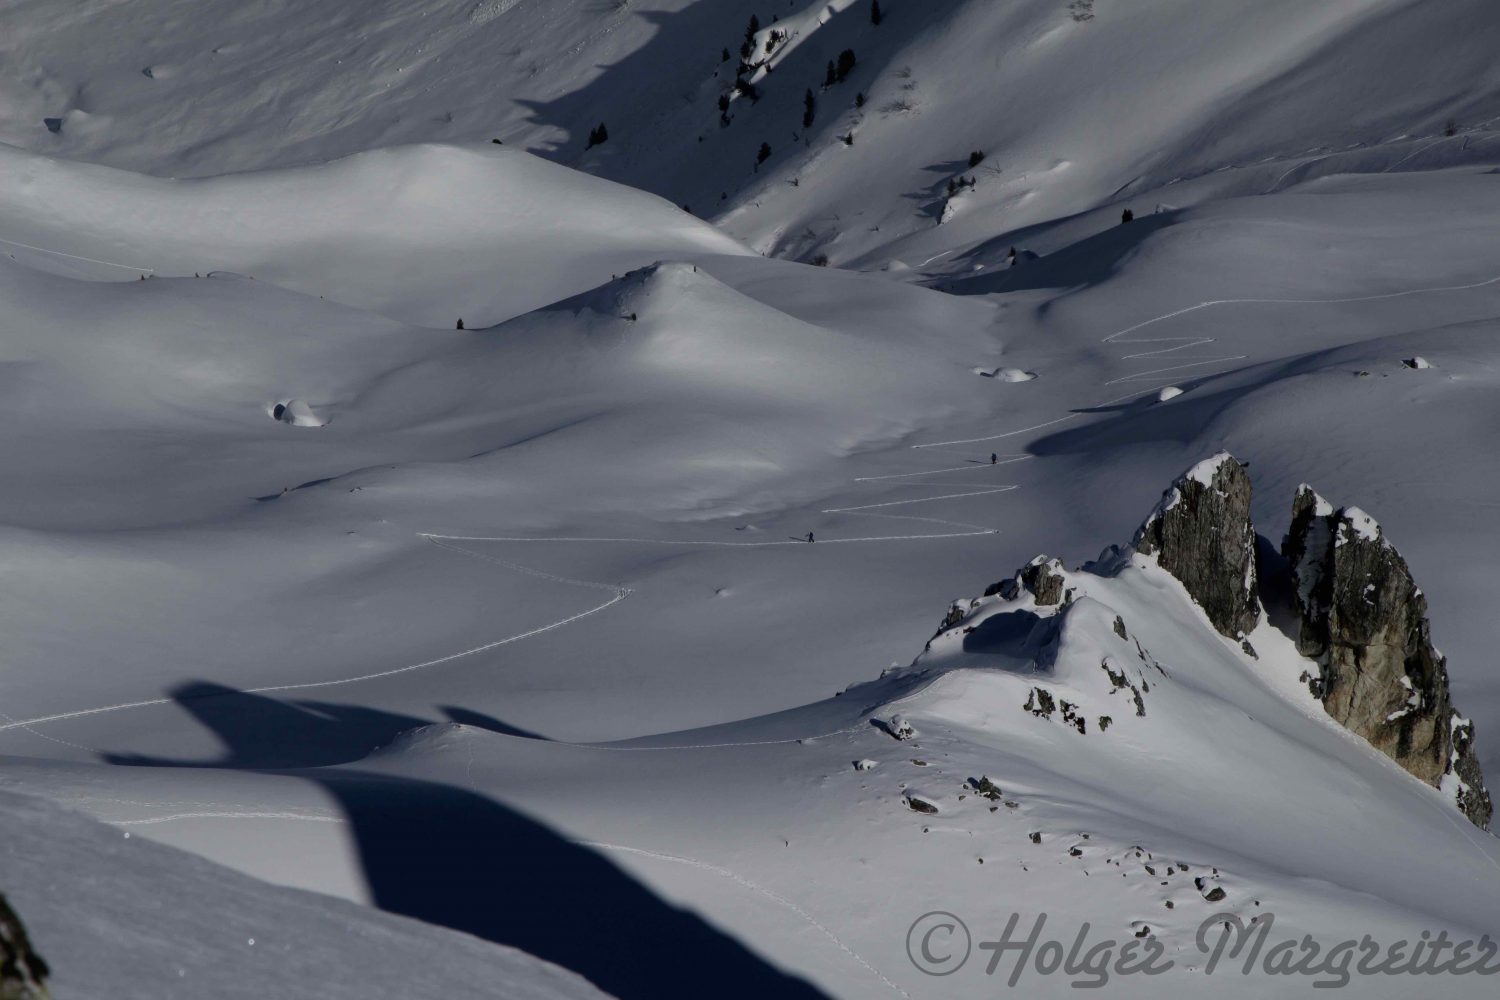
[0, 894, 48, 1000]
[1133, 453, 1260, 639]
[986, 555, 1067, 605]
[905, 794, 939, 815]
[1283, 485, 1492, 829]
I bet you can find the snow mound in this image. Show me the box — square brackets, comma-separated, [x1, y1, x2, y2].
[1156, 385, 1183, 401]
[0, 142, 750, 327]
[271, 399, 324, 427]
[975, 367, 1039, 382]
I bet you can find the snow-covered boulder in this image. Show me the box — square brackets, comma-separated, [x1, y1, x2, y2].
[883, 714, 916, 741]
[271, 399, 325, 427]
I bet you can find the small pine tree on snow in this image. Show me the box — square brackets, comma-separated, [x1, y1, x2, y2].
[721, 47, 730, 62]
[456, 318, 464, 330]
[968, 150, 985, 168]
[871, 0, 883, 25]
[1120, 208, 1134, 224]
[855, 91, 866, 108]
[718, 93, 731, 113]
[757, 141, 772, 165]
[586, 123, 610, 148]
[825, 60, 837, 87]
[835, 49, 857, 83]
[803, 89, 816, 129]
[740, 38, 753, 59]
[748, 14, 760, 36]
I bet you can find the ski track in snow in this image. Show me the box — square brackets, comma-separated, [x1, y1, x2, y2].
[0, 234, 155, 273]
[582, 841, 910, 998]
[917, 268, 1500, 448]
[0, 466, 1008, 745]
[112, 810, 345, 827]
[91, 803, 909, 996]
[16, 268, 1499, 744]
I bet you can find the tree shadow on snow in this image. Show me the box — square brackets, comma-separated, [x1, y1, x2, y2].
[110, 683, 830, 1000]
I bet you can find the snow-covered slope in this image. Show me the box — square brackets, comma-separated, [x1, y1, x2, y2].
[0, 789, 610, 1000]
[7, 0, 1500, 267]
[0, 141, 747, 326]
[6, 2, 1500, 997]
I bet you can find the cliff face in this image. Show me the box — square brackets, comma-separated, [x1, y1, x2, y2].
[1133, 453, 1260, 640]
[0, 894, 48, 1000]
[1284, 486, 1492, 829]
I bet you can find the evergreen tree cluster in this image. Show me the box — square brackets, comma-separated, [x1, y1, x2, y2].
[585, 122, 609, 148]
[945, 175, 976, 197]
[824, 49, 857, 87]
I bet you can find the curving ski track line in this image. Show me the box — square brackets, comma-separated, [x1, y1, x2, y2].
[0, 480, 1006, 742]
[11, 268, 1498, 742]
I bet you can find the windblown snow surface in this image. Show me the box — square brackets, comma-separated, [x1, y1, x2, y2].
[3, 1, 1500, 997]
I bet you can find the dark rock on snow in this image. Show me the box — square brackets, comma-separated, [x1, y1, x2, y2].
[986, 556, 1067, 605]
[1133, 453, 1260, 639]
[1283, 485, 1492, 829]
[0, 894, 48, 1000]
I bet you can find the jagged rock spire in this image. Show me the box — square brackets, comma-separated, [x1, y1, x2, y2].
[1284, 485, 1491, 829]
[1133, 452, 1260, 639]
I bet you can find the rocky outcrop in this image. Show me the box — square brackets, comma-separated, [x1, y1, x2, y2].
[1284, 485, 1492, 829]
[957, 454, 1490, 829]
[0, 894, 48, 1000]
[985, 555, 1068, 606]
[1133, 453, 1260, 639]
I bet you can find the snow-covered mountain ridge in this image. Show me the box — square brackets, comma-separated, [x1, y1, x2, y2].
[922, 453, 1490, 829]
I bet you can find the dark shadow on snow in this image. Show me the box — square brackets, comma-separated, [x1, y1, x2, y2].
[109, 684, 830, 1000]
[934, 210, 1179, 296]
[960, 609, 1047, 656]
[105, 681, 432, 769]
[439, 705, 553, 741]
